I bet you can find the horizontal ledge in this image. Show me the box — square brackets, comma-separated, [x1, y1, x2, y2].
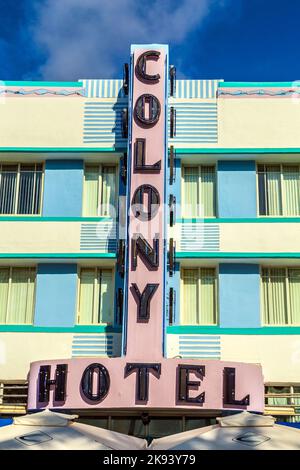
[178, 218, 300, 223]
[218, 82, 300, 88]
[0, 325, 122, 333]
[176, 252, 300, 258]
[167, 326, 300, 335]
[172, 148, 300, 154]
[0, 217, 114, 222]
[1, 81, 83, 87]
[0, 147, 126, 152]
[0, 253, 116, 258]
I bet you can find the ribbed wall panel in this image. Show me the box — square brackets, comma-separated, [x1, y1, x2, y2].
[80, 222, 117, 251]
[178, 335, 221, 359]
[180, 223, 220, 252]
[71, 334, 121, 357]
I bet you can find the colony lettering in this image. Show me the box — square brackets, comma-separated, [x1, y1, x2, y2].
[27, 45, 264, 412]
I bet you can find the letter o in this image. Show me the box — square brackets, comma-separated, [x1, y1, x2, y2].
[81, 363, 110, 402]
[134, 94, 161, 127]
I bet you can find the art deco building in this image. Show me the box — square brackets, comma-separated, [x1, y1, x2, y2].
[0, 45, 299, 438]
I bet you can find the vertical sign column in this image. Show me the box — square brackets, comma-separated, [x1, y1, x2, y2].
[124, 45, 168, 360]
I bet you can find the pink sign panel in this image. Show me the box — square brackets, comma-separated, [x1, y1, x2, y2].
[27, 357, 264, 411]
[27, 44, 265, 413]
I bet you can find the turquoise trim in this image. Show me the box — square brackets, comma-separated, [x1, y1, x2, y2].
[167, 326, 300, 335]
[179, 217, 300, 223]
[0, 253, 116, 259]
[176, 252, 300, 259]
[0, 325, 122, 333]
[0, 216, 113, 222]
[218, 82, 299, 88]
[174, 148, 300, 154]
[0, 147, 126, 152]
[2, 81, 83, 87]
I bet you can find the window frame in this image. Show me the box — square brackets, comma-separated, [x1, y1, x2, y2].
[256, 163, 300, 217]
[76, 266, 115, 326]
[82, 163, 118, 218]
[180, 266, 218, 326]
[0, 162, 44, 216]
[181, 164, 217, 219]
[0, 266, 36, 325]
[260, 265, 300, 326]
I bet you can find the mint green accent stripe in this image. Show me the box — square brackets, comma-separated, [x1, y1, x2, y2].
[0, 216, 113, 222]
[0, 253, 116, 259]
[174, 148, 300, 154]
[179, 217, 300, 223]
[0, 325, 121, 333]
[3, 81, 83, 87]
[0, 147, 125, 152]
[218, 82, 299, 88]
[176, 252, 300, 259]
[167, 326, 300, 335]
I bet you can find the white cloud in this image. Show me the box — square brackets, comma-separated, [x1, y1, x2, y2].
[31, 0, 222, 80]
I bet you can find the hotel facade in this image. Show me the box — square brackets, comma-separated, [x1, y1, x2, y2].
[0, 44, 300, 439]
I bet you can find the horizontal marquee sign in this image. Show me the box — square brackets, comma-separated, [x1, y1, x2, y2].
[27, 357, 264, 411]
[28, 44, 264, 413]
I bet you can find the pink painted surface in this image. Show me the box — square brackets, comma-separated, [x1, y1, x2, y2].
[0, 86, 84, 98]
[27, 357, 264, 412]
[218, 87, 300, 98]
[26, 45, 265, 413]
[125, 47, 166, 359]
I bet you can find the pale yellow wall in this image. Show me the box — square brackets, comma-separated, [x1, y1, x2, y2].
[1, 96, 300, 149]
[0, 221, 113, 254]
[221, 222, 300, 253]
[221, 335, 300, 382]
[167, 334, 300, 382]
[218, 99, 300, 149]
[0, 332, 122, 379]
[0, 333, 73, 379]
[0, 98, 85, 148]
[174, 222, 300, 254]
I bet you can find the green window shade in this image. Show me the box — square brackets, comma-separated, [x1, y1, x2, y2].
[293, 386, 300, 406]
[200, 167, 215, 217]
[282, 166, 300, 216]
[262, 268, 288, 325]
[83, 167, 99, 216]
[183, 166, 216, 218]
[267, 386, 290, 406]
[200, 268, 216, 324]
[6, 268, 35, 324]
[78, 269, 95, 324]
[183, 167, 198, 218]
[0, 268, 9, 323]
[99, 270, 113, 324]
[78, 268, 114, 325]
[182, 269, 198, 324]
[102, 167, 116, 217]
[182, 268, 216, 325]
[265, 165, 282, 215]
[288, 269, 300, 325]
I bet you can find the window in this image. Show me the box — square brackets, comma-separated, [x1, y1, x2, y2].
[0, 267, 36, 324]
[0, 381, 28, 407]
[258, 164, 300, 216]
[83, 165, 117, 217]
[77, 268, 114, 324]
[265, 385, 300, 422]
[0, 163, 43, 215]
[182, 165, 216, 218]
[181, 268, 217, 325]
[262, 267, 300, 325]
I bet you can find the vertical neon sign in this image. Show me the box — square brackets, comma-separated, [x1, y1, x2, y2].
[123, 45, 168, 360]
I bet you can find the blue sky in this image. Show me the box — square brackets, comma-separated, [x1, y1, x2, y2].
[1, 0, 300, 82]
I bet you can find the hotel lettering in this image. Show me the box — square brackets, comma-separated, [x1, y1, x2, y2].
[28, 46, 264, 412]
